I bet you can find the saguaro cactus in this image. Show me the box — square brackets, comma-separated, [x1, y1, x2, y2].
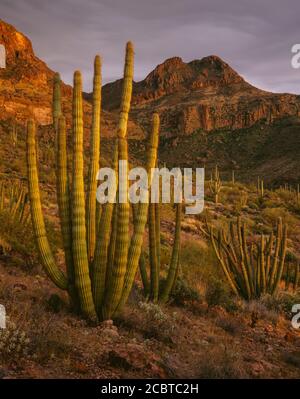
[27, 43, 160, 321]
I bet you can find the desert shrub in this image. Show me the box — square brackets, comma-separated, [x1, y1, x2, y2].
[197, 343, 247, 378]
[205, 276, 238, 312]
[169, 278, 200, 306]
[180, 239, 220, 293]
[0, 319, 30, 360]
[215, 316, 244, 335]
[136, 301, 178, 343]
[241, 298, 279, 326]
[261, 207, 298, 231]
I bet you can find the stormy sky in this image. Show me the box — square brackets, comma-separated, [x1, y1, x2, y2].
[1, 0, 300, 93]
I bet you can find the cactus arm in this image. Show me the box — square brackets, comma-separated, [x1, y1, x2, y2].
[155, 192, 161, 271]
[131, 203, 150, 296]
[102, 42, 133, 319]
[116, 113, 160, 312]
[209, 228, 239, 296]
[86, 56, 102, 263]
[92, 144, 118, 315]
[52, 73, 62, 132]
[56, 115, 78, 305]
[149, 201, 159, 301]
[260, 234, 266, 294]
[272, 223, 287, 294]
[269, 218, 282, 289]
[241, 223, 254, 296]
[160, 203, 182, 303]
[265, 232, 274, 285]
[26, 120, 67, 290]
[71, 71, 97, 321]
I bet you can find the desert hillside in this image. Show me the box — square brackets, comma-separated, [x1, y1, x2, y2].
[0, 19, 299, 381]
[1, 19, 300, 183]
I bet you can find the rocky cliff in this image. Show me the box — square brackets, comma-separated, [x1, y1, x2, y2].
[0, 19, 142, 138]
[102, 55, 300, 137]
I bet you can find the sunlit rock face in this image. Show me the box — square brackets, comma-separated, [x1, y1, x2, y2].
[0, 44, 5, 68]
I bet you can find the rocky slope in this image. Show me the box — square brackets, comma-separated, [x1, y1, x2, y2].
[102, 55, 300, 137]
[0, 19, 142, 138]
[0, 18, 300, 183]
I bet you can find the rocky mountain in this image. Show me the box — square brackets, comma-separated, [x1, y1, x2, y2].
[0, 19, 142, 138]
[102, 55, 300, 137]
[0, 19, 299, 183]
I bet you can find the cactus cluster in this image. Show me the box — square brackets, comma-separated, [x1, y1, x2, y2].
[205, 217, 287, 299]
[26, 42, 161, 321]
[209, 165, 222, 204]
[0, 179, 30, 225]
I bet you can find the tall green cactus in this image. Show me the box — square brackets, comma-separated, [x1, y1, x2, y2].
[27, 120, 68, 290]
[52, 72, 62, 132]
[205, 217, 287, 299]
[209, 165, 222, 204]
[86, 56, 101, 263]
[27, 42, 161, 321]
[145, 198, 182, 304]
[102, 42, 133, 320]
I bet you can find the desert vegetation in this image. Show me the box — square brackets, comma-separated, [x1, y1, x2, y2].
[0, 42, 299, 379]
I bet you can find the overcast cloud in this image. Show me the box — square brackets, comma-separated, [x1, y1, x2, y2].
[1, 0, 300, 93]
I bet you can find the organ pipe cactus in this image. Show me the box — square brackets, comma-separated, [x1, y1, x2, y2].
[146, 200, 182, 303]
[52, 73, 62, 132]
[0, 179, 30, 224]
[204, 217, 287, 299]
[209, 165, 222, 204]
[86, 56, 101, 263]
[27, 42, 160, 321]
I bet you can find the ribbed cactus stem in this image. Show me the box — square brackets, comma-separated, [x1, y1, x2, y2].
[26, 119, 67, 290]
[160, 202, 182, 303]
[117, 113, 160, 311]
[53, 73, 62, 131]
[209, 165, 222, 204]
[92, 144, 118, 315]
[71, 71, 97, 321]
[56, 115, 77, 305]
[102, 42, 134, 320]
[149, 201, 159, 301]
[86, 55, 102, 263]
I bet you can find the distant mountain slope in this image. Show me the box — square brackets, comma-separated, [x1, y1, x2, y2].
[0, 19, 142, 138]
[0, 19, 299, 184]
[102, 55, 300, 137]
